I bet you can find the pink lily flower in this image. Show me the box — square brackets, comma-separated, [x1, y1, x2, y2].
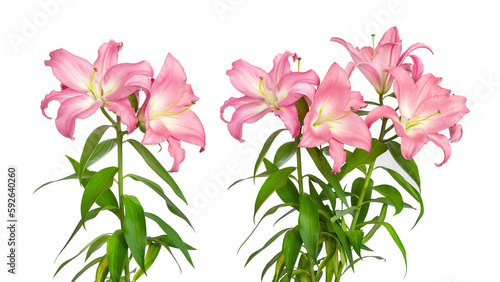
[221, 51, 320, 142]
[331, 26, 432, 94]
[365, 67, 469, 166]
[41, 40, 153, 139]
[298, 62, 372, 173]
[138, 54, 205, 172]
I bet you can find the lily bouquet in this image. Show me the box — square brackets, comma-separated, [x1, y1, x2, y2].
[37, 41, 205, 282]
[221, 27, 469, 282]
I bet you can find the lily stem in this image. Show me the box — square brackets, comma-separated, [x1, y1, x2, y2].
[296, 136, 304, 194]
[116, 116, 131, 282]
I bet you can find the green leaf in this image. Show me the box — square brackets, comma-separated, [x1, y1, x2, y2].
[341, 256, 386, 275]
[123, 195, 147, 273]
[306, 147, 348, 207]
[358, 220, 407, 275]
[338, 139, 388, 180]
[298, 194, 319, 263]
[145, 212, 193, 267]
[56, 206, 118, 262]
[379, 167, 424, 227]
[107, 230, 128, 282]
[152, 235, 196, 251]
[274, 141, 297, 168]
[228, 171, 274, 190]
[330, 206, 358, 224]
[346, 230, 364, 257]
[245, 228, 291, 266]
[254, 167, 296, 219]
[149, 237, 182, 273]
[71, 256, 102, 282]
[127, 139, 186, 204]
[261, 252, 282, 280]
[373, 185, 404, 215]
[254, 129, 288, 178]
[95, 255, 109, 282]
[276, 180, 300, 205]
[127, 93, 139, 113]
[88, 139, 117, 167]
[331, 222, 354, 271]
[387, 141, 420, 188]
[133, 243, 161, 281]
[350, 177, 373, 224]
[283, 226, 302, 280]
[366, 198, 415, 210]
[54, 233, 111, 277]
[307, 174, 337, 212]
[80, 167, 118, 226]
[86, 234, 111, 261]
[274, 252, 286, 282]
[80, 125, 111, 180]
[126, 174, 192, 229]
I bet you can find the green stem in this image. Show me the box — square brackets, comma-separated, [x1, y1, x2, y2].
[350, 162, 375, 230]
[115, 116, 131, 282]
[101, 108, 118, 128]
[296, 137, 304, 194]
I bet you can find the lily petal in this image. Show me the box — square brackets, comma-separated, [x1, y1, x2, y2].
[385, 67, 418, 117]
[269, 51, 294, 86]
[225, 101, 273, 142]
[400, 133, 428, 160]
[105, 98, 138, 133]
[449, 124, 463, 143]
[328, 112, 372, 152]
[357, 62, 384, 94]
[378, 26, 401, 45]
[102, 61, 153, 101]
[347, 91, 367, 112]
[160, 109, 205, 151]
[227, 59, 270, 99]
[298, 110, 332, 148]
[220, 96, 262, 123]
[167, 137, 185, 172]
[275, 70, 320, 105]
[365, 105, 406, 137]
[428, 133, 452, 166]
[408, 54, 424, 82]
[44, 48, 94, 92]
[274, 105, 300, 138]
[55, 95, 102, 140]
[93, 40, 123, 80]
[41, 88, 88, 119]
[311, 63, 351, 114]
[141, 118, 170, 145]
[178, 84, 199, 108]
[398, 42, 433, 65]
[328, 139, 346, 173]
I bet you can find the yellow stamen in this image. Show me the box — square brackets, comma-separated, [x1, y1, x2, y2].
[371, 34, 376, 56]
[405, 109, 441, 131]
[297, 57, 302, 72]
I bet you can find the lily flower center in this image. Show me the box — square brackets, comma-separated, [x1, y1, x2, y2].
[149, 100, 195, 120]
[83, 67, 104, 101]
[258, 77, 279, 110]
[314, 106, 353, 128]
[404, 109, 441, 132]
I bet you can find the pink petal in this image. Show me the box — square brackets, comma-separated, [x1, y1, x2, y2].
[345, 62, 355, 78]
[400, 133, 428, 160]
[274, 70, 320, 107]
[385, 67, 418, 117]
[347, 91, 367, 112]
[311, 63, 351, 114]
[397, 42, 433, 66]
[178, 84, 199, 108]
[141, 118, 170, 145]
[408, 54, 424, 82]
[105, 98, 138, 133]
[55, 95, 102, 140]
[220, 96, 262, 123]
[41, 88, 88, 119]
[328, 139, 346, 173]
[147, 53, 187, 109]
[101, 61, 153, 101]
[167, 137, 185, 172]
[428, 133, 452, 166]
[365, 105, 406, 137]
[356, 62, 384, 94]
[328, 112, 372, 152]
[415, 95, 469, 134]
[415, 74, 450, 105]
[45, 48, 94, 92]
[227, 59, 271, 99]
[274, 105, 300, 138]
[449, 124, 463, 143]
[298, 110, 332, 148]
[269, 51, 294, 86]
[378, 26, 401, 45]
[93, 40, 123, 80]
[160, 109, 206, 151]
[331, 37, 368, 63]
[370, 43, 403, 93]
[225, 100, 273, 142]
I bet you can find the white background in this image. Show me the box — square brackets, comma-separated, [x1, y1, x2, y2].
[0, 0, 498, 281]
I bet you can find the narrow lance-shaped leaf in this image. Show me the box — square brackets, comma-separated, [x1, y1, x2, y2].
[133, 243, 161, 281]
[254, 167, 296, 220]
[86, 234, 111, 261]
[373, 185, 404, 215]
[107, 230, 128, 282]
[71, 256, 102, 282]
[123, 195, 148, 273]
[87, 139, 117, 167]
[298, 194, 319, 263]
[331, 222, 355, 271]
[387, 141, 421, 188]
[274, 141, 297, 168]
[95, 255, 109, 282]
[261, 252, 282, 281]
[145, 212, 193, 267]
[254, 128, 288, 178]
[79, 125, 111, 180]
[346, 230, 364, 257]
[127, 139, 186, 204]
[126, 174, 192, 229]
[246, 228, 291, 266]
[351, 177, 373, 224]
[80, 167, 118, 227]
[283, 226, 302, 280]
[379, 166, 424, 228]
[337, 139, 388, 180]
